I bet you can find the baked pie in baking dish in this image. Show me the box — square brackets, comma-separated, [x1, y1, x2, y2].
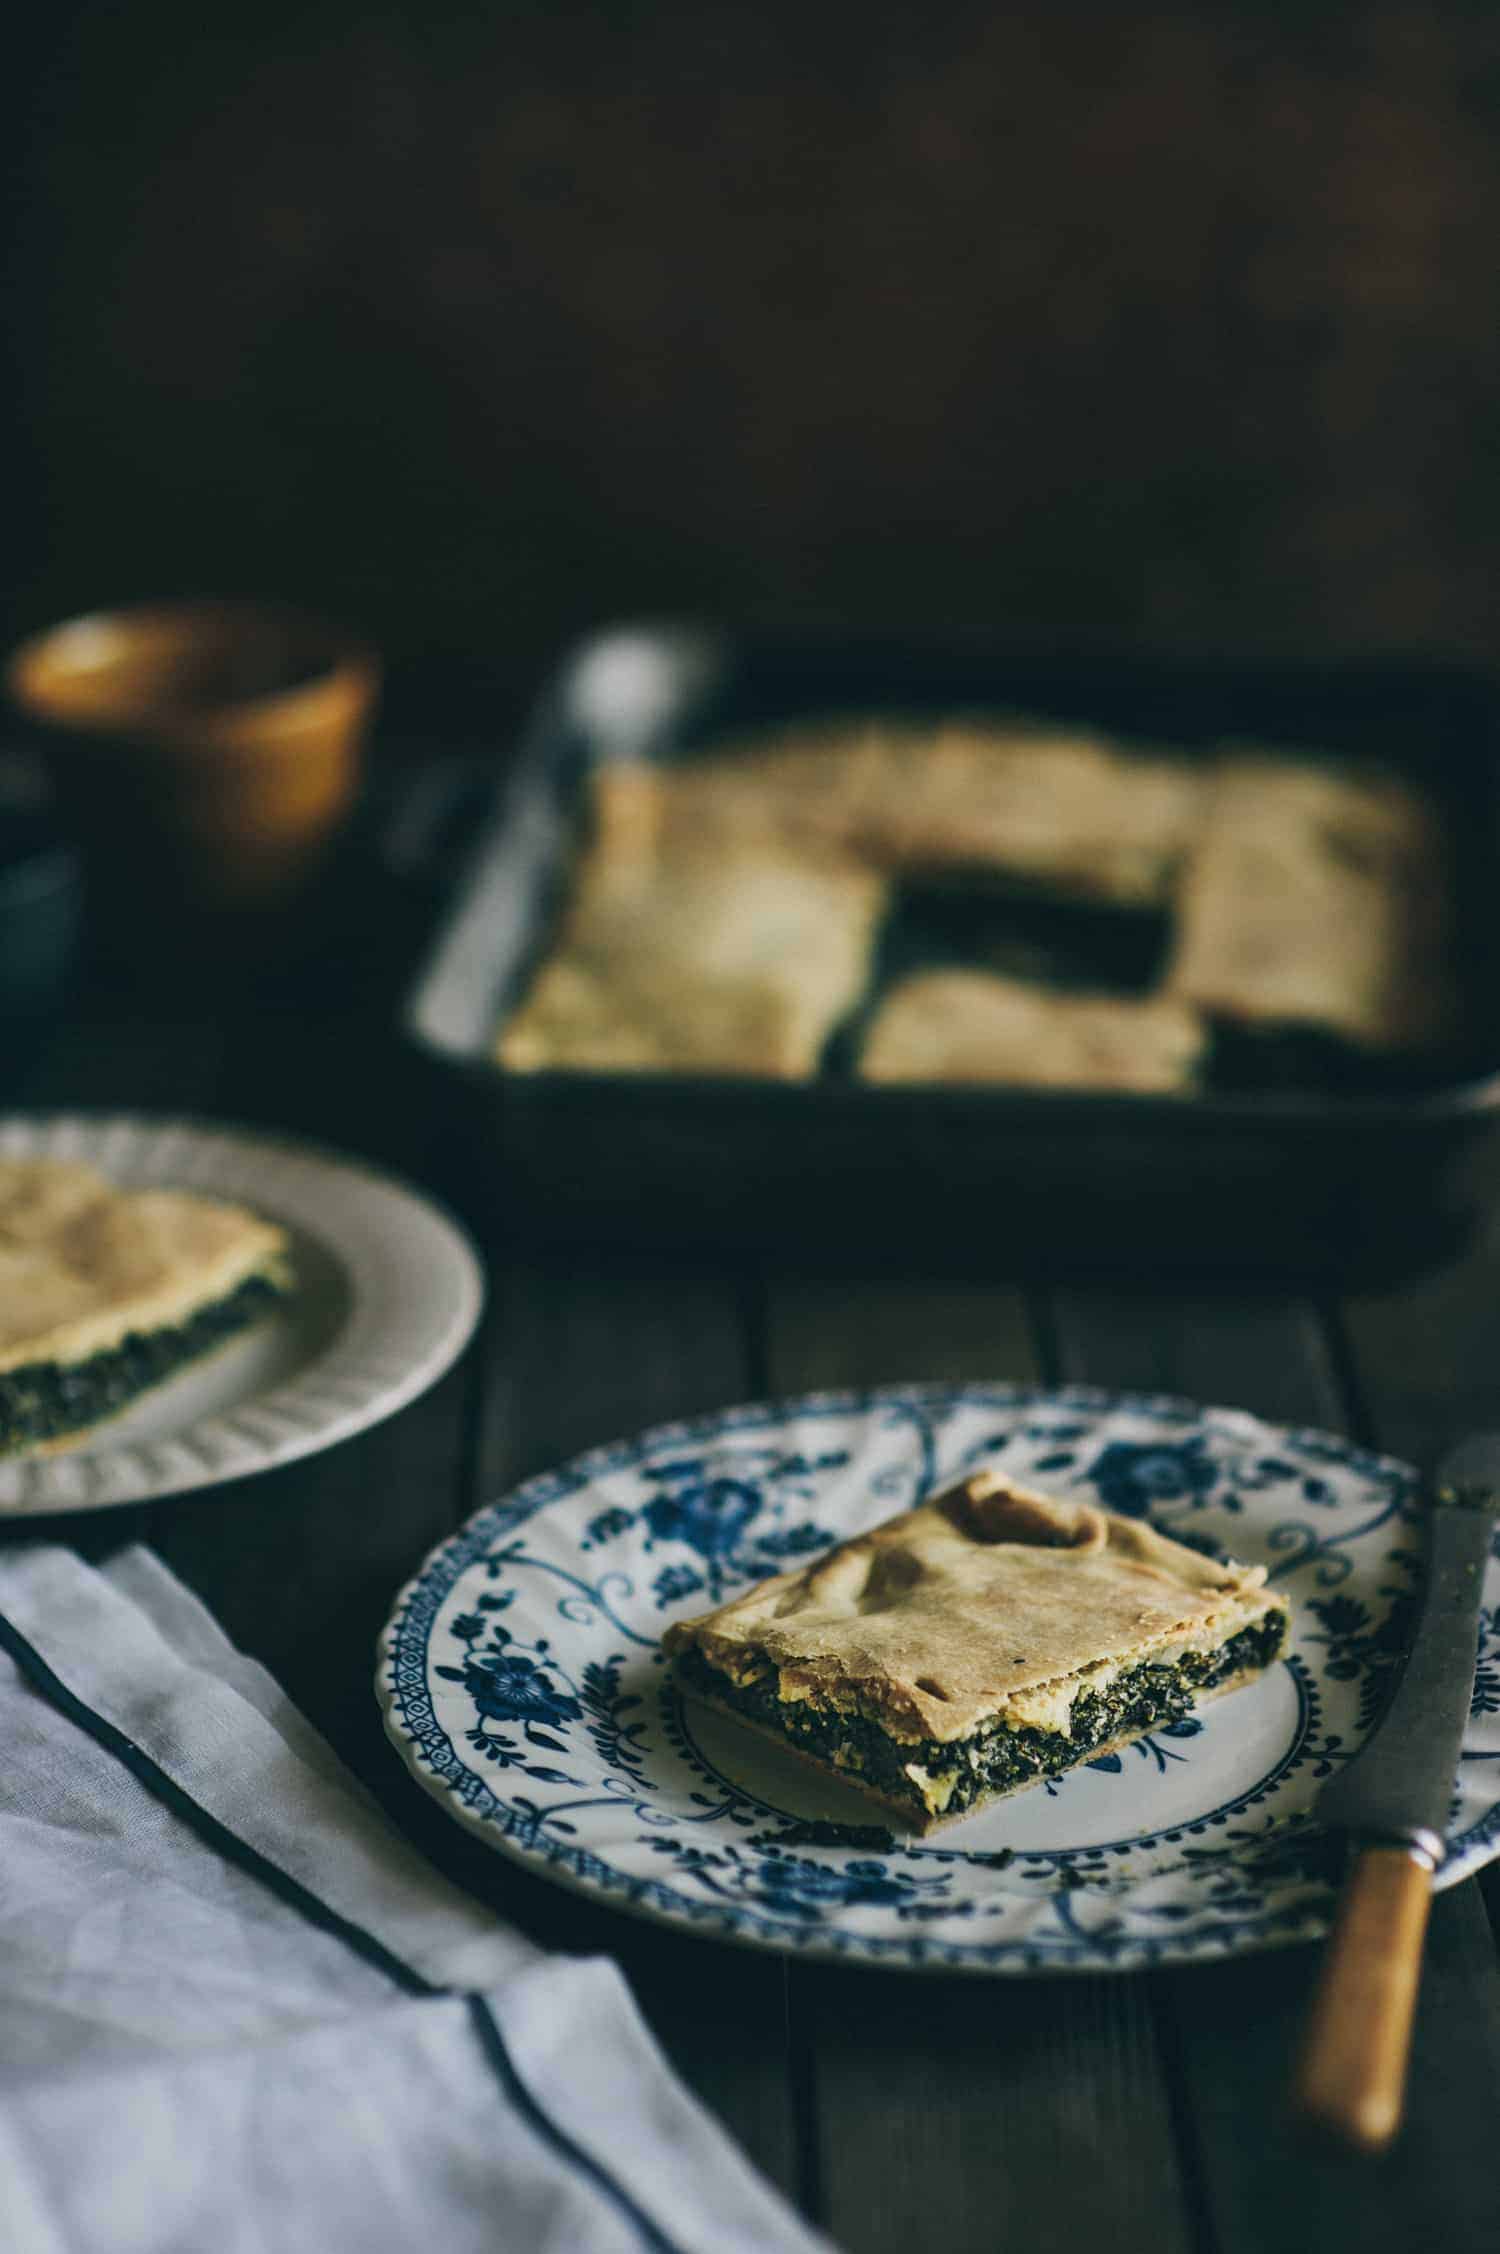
[0, 1157, 290, 1458]
[665, 1469, 1290, 1832]
[492, 713, 1459, 1091]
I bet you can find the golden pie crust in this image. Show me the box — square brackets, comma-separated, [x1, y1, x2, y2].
[666, 1470, 1284, 1749]
[0, 1157, 289, 1376]
[1164, 753, 1456, 1051]
[497, 765, 889, 1078]
[630, 719, 1204, 905]
[857, 969, 1205, 1092]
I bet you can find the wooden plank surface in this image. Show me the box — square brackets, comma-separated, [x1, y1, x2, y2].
[762, 1273, 1197, 2254]
[13, 975, 1500, 2254]
[1049, 1276, 1500, 2254]
[1044, 1284, 1346, 1431]
[1339, 1150, 1500, 1475]
[462, 1254, 806, 2209]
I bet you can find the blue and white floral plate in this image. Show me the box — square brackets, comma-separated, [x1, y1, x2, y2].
[378, 1386, 1500, 1974]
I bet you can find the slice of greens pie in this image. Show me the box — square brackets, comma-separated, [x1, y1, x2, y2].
[0, 1157, 291, 1459]
[665, 1470, 1289, 1831]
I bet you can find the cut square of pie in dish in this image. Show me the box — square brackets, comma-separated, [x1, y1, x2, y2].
[495, 764, 889, 1079]
[857, 969, 1206, 1094]
[1163, 751, 1457, 1052]
[0, 1157, 291, 1459]
[664, 1470, 1290, 1831]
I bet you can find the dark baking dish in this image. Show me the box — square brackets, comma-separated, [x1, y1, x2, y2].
[403, 624, 1500, 1279]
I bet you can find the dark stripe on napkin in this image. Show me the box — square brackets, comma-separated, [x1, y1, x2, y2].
[0, 1605, 688, 2254]
[466, 1994, 680, 2254]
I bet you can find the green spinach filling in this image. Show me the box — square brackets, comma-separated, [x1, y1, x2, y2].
[678, 1610, 1287, 1818]
[0, 1272, 284, 1456]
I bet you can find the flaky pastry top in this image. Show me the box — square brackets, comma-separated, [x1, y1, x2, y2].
[0, 1157, 288, 1374]
[857, 970, 1205, 1093]
[665, 1470, 1283, 1743]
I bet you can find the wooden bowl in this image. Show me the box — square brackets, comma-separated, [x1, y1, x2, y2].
[5, 602, 380, 917]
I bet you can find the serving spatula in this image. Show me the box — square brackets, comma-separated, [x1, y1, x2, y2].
[1292, 1435, 1499, 2152]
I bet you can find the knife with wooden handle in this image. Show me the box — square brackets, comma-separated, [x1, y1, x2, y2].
[1292, 1435, 1499, 2152]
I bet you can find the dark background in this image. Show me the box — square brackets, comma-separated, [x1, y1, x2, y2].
[7, 2, 1500, 731]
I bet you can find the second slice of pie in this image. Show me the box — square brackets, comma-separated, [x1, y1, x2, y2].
[665, 1470, 1289, 1831]
[0, 1157, 292, 1460]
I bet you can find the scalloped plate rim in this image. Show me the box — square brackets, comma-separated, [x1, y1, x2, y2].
[0, 1111, 485, 1513]
[376, 1383, 1500, 1977]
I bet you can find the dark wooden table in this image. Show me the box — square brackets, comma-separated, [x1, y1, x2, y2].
[13, 862, 1500, 2254]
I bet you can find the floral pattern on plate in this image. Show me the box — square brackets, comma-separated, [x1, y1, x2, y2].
[378, 1385, 1500, 1974]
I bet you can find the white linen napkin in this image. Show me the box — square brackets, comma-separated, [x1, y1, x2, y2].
[0, 1543, 827, 2254]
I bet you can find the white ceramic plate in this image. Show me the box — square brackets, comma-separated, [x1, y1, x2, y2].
[379, 1384, 1500, 1975]
[0, 1113, 484, 1514]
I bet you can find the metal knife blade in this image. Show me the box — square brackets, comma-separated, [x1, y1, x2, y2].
[1314, 1434, 1500, 1863]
